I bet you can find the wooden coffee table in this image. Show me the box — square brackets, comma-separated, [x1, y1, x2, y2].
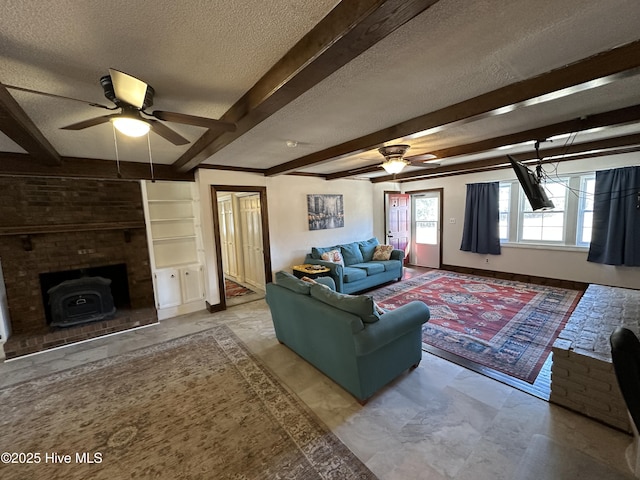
[292, 264, 331, 279]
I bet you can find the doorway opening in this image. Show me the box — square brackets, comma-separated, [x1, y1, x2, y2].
[385, 189, 443, 269]
[211, 186, 272, 310]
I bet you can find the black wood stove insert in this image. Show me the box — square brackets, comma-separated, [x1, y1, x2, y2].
[47, 277, 116, 327]
[39, 263, 130, 327]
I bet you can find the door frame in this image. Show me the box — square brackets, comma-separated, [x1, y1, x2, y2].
[210, 185, 273, 312]
[405, 187, 444, 269]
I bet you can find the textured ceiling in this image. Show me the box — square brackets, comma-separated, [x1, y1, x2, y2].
[1, 0, 639, 178]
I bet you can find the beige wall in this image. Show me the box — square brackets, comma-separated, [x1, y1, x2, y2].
[196, 169, 398, 305]
[404, 151, 640, 289]
[196, 151, 639, 305]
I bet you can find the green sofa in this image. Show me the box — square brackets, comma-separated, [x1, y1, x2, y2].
[304, 237, 404, 293]
[266, 271, 430, 404]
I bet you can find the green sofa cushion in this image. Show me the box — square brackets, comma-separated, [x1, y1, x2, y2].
[275, 271, 311, 294]
[340, 242, 364, 265]
[342, 267, 367, 283]
[358, 237, 379, 262]
[309, 284, 380, 324]
[350, 262, 385, 275]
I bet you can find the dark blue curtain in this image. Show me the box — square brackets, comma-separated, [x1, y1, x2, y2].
[587, 166, 640, 266]
[460, 182, 501, 255]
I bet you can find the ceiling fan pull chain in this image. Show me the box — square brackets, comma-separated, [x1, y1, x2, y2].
[147, 133, 155, 183]
[112, 124, 122, 179]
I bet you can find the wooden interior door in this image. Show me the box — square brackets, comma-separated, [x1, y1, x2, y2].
[386, 193, 411, 263]
[239, 194, 265, 290]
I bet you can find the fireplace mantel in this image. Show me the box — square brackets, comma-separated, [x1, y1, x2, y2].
[0, 221, 145, 236]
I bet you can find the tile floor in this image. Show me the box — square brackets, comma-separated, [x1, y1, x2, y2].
[0, 300, 635, 479]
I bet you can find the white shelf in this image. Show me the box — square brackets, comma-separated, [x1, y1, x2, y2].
[142, 180, 205, 315]
[150, 217, 196, 223]
[155, 261, 200, 269]
[153, 235, 197, 242]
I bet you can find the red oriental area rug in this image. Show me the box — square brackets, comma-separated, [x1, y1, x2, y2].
[372, 270, 582, 383]
[225, 279, 255, 298]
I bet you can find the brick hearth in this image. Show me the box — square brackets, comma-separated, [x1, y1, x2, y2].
[0, 177, 158, 359]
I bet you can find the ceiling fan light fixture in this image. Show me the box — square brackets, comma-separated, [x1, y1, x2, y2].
[111, 116, 150, 137]
[379, 144, 411, 174]
[381, 158, 409, 174]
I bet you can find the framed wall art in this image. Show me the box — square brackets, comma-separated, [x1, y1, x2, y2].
[307, 194, 344, 230]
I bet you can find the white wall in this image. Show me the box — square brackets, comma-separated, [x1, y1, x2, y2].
[196, 169, 395, 305]
[403, 151, 640, 289]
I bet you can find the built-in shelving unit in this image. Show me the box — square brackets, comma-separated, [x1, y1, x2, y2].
[141, 181, 206, 320]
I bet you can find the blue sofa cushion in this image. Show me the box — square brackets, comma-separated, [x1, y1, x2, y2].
[342, 267, 367, 283]
[359, 237, 379, 262]
[350, 262, 385, 275]
[275, 271, 311, 294]
[309, 284, 380, 324]
[341, 242, 364, 266]
[378, 260, 402, 272]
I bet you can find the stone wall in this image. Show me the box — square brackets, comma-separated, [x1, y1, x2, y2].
[550, 284, 640, 432]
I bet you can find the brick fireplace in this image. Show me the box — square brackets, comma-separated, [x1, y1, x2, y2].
[0, 177, 157, 359]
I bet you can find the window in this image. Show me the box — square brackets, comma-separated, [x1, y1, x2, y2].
[577, 176, 595, 246]
[520, 180, 567, 242]
[415, 196, 438, 244]
[500, 172, 595, 248]
[498, 183, 511, 241]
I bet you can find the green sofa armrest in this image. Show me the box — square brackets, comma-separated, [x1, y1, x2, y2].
[353, 301, 430, 356]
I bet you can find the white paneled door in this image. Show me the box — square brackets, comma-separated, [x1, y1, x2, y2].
[239, 194, 265, 290]
[218, 197, 239, 279]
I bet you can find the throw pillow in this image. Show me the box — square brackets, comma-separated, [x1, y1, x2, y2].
[372, 244, 394, 261]
[275, 271, 311, 294]
[309, 284, 380, 324]
[321, 249, 345, 266]
[311, 246, 337, 259]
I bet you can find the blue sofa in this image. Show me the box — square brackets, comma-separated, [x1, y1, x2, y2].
[266, 271, 430, 404]
[304, 237, 404, 293]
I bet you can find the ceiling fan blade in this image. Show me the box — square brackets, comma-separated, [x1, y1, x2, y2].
[408, 159, 441, 168]
[61, 114, 116, 130]
[148, 119, 189, 146]
[151, 110, 236, 132]
[3, 84, 114, 110]
[109, 68, 148, 109]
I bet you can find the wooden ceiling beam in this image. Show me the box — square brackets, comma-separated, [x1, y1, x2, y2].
[399, 146, 640, 183]
[326, 104, 640, 180]
[172, 0, 441, 173]
[0, 83, 61, 165]
[268, 39, 640, 176]
[0, 153, 194, 181]
[370, 133, 640, 183]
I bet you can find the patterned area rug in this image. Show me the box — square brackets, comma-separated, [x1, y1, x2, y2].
[225, 278, 255, 297]
[372, 271, 581, 383]
[0, 325, 375, 480]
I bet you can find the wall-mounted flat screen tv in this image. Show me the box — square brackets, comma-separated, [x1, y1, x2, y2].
[508, 155, 555, 211]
